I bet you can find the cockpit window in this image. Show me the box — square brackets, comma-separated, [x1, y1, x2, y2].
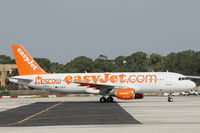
[179, 77, 189, 80]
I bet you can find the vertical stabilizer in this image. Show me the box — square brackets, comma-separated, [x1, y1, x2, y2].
[12, 44, 47, 75]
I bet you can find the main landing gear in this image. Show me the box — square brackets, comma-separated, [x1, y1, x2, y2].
[100, 96, 114, 103]
[168, 93, 173, 102]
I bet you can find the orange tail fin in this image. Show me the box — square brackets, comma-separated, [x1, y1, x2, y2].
[12, 44, 48, 75]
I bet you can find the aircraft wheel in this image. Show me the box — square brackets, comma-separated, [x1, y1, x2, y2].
[100, 97, 107, 103]
[168, 97, 173, 102]
[106, 96, 114, 103]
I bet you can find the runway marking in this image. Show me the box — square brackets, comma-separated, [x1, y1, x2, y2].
[7, 102, 63, 126]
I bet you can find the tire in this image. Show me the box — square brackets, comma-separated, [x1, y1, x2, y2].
[106, 97, 114, 103]
[168, 98, 173, 102]
[100, 97, 107, 103]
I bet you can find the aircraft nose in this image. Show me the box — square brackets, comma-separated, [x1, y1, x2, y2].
[190, 81, 196, 89]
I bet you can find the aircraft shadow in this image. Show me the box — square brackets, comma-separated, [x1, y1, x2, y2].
[0, 101, 141, 127]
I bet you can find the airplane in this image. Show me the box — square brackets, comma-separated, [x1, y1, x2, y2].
[8, 44, 197, 103]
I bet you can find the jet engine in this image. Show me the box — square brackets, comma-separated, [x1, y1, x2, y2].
[111, 88, 143, 100]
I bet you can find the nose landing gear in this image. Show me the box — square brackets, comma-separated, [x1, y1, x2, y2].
[168, 97, 173, 102]
[168, 93, 173, 102]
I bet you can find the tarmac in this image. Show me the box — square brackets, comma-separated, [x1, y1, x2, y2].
[0, 96, 200, 133]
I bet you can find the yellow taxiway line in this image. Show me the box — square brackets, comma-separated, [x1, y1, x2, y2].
[8, 101, 64, 126]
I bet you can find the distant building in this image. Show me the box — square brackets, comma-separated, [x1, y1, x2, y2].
[0, 64, 17, 86]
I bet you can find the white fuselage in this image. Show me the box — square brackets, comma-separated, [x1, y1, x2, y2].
[9, 72, 196, 94]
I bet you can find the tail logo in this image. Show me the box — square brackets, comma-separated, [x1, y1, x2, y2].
[17, 48, 38, 71]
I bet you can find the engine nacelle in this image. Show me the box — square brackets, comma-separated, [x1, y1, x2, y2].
[115, 88, 134, 100]
[113, 88, 143, 100]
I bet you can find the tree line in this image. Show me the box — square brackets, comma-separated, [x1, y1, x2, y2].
[1, 50, 200, 76]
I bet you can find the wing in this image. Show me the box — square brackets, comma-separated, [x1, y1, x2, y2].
[73, 82, 128, 95]
[74, 82, 114, 90]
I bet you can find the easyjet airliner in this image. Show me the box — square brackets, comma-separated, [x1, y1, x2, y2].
[8, 45, 197, 103]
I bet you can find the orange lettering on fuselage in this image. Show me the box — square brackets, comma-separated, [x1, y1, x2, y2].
[91, 75, 101, 84]
[64, 74, 157, 85]
[64, 76, 73, 85]
[100, 73, 110, 83]
[34, 76, 61, 85]
[136, 75, 145, 83]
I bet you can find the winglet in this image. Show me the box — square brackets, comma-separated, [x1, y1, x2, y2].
[12, 44, 48, 75]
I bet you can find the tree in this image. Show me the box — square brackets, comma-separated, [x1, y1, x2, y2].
[63, 56, 94, 73]
[49, 62, 64, 73]
[94, 55, 116, 72]
[0, 55, 15, 64]
[34, 58, 51, 72]
[1, 50, 200, 76]
[98, 54, 108, 60]
[149, 54, 164, 71]
[125, 52, 148, 72]
[164, 50, 195, 74]
[115, 56, 126, 66]
[189, 51, 200, 75]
